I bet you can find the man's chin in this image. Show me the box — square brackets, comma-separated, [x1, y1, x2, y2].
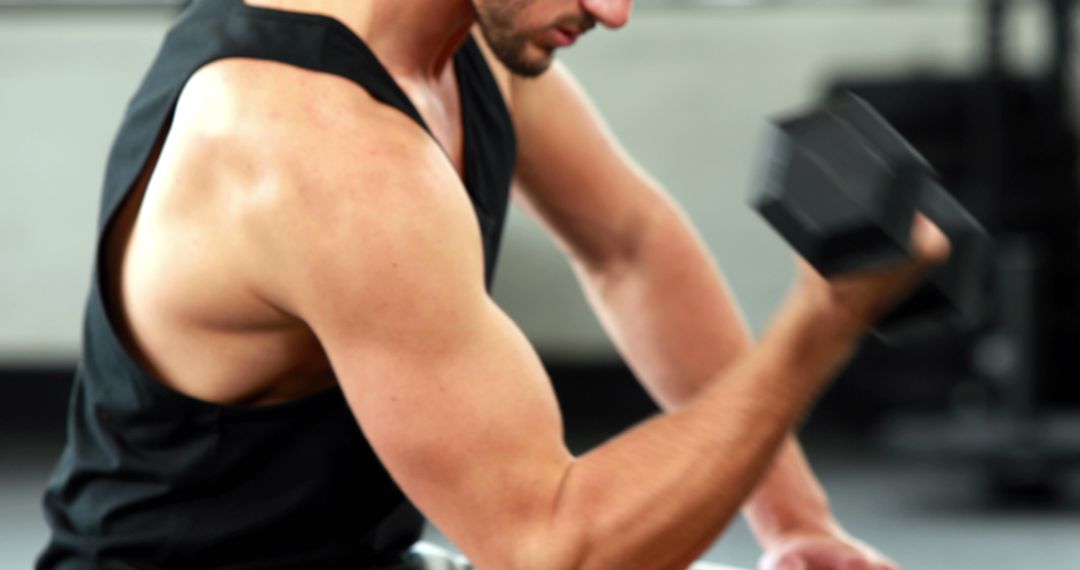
[503, 44, 555, 78]
[510, 59, 553, 78]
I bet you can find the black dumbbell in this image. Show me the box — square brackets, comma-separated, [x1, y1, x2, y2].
[751, 93, 993, 342]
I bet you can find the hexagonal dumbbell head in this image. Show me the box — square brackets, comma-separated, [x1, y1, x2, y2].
[752, 93, 927, 276]
[752, 93, 993, 342]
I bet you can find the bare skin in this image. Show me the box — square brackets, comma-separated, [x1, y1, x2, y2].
[104, 0, 949, 568]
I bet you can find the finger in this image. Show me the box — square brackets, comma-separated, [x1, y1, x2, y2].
[873, 559, 901, 570]
[778, 555, 807, 570]
[842, 557, 870, 570]
[910, 213, 951, 266]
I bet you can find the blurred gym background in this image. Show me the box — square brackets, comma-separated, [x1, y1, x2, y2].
[3, 0, 1079, 568]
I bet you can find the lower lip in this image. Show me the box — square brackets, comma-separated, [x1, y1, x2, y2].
[549, 28, 578, 47]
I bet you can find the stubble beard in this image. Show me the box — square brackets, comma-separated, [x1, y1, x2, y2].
[474, 0, 553, 78]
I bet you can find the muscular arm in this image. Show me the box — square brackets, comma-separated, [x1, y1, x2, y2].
[263, 93, 867, 569]
[510, 62, 838, 548]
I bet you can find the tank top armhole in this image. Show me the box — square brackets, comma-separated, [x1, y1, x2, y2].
[90, 57, 350, 420]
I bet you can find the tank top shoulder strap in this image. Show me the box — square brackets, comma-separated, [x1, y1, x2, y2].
[454, 34, 511, 124]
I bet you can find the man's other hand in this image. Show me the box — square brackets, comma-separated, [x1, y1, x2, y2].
[758, 523, 900, 570]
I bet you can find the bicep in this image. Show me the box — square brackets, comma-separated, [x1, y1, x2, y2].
[286, 143, 573, 567]
[326, 296, 572, 561]
[511, 62, 669, 269]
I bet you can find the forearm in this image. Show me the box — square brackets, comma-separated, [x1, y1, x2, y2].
[570, 198, 752, 408]
[546, 291, 857, 570]
[743, 437, 835, 549]
[570, 199, 836, 544]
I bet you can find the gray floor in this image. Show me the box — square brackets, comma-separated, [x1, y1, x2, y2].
[4, 430, 1079, 570]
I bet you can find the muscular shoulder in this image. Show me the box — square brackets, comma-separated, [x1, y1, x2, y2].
[166, 58, 477, 314]
[167, 58, 461, 214]
[173, 58, 428, 170]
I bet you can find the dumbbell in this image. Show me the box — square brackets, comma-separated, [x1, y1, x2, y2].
[751, 93, 993, 343]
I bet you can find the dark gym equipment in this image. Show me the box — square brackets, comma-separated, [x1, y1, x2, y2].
[826, 0, 1080, 499]
[752, 94, 993, 342]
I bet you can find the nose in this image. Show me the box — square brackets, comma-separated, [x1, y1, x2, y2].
[581, 0, 632, 29]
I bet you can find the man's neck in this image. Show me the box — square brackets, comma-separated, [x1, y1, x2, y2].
[245, 0, 476, 80]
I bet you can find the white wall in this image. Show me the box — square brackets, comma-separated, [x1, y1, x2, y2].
[0, 9, 177, 362]
[0, 4, 1063, 363]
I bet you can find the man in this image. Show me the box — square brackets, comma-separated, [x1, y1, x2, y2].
[40, 0, 949, 568]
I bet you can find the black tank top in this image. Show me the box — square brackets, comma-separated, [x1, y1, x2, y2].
[38, 1, 516, 568]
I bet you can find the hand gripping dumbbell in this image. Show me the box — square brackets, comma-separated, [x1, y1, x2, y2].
[751, 93, 994, 343]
